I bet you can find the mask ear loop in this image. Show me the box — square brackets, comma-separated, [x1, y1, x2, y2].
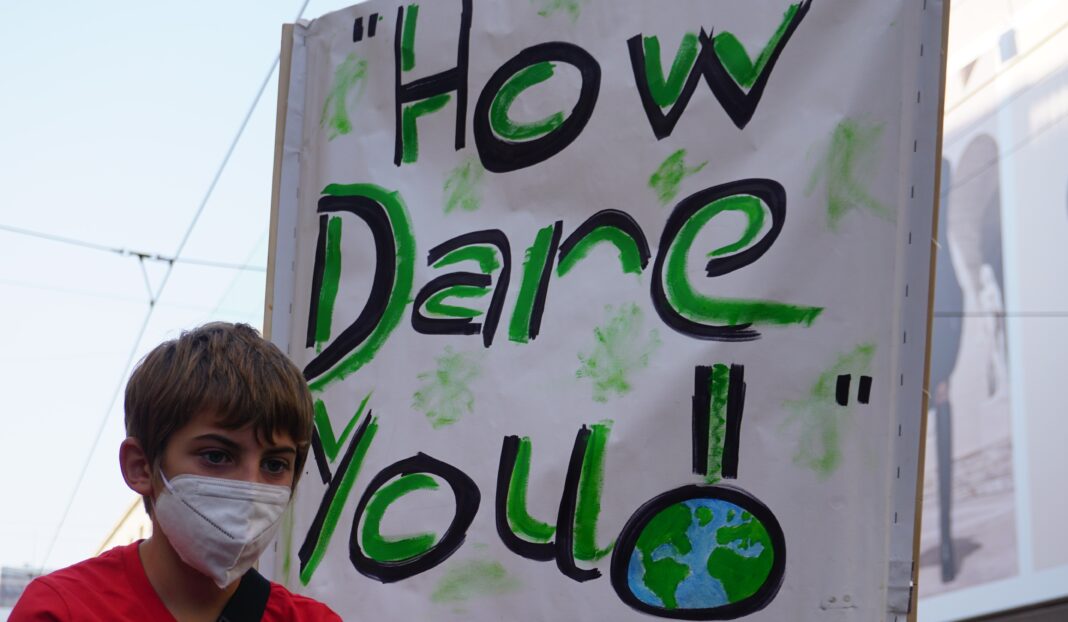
[158, 468, 177, 494]
[146, 458, 178, 516]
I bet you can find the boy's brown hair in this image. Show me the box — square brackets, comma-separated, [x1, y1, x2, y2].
[124, 322, 313, 505]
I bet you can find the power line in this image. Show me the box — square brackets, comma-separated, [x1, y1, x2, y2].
[37, 305, 154, 571]
[0, 223, 266, 273]
[0, 276, 262, 314]
[207, 226, 271, 322]
[38, 0, 312, 570]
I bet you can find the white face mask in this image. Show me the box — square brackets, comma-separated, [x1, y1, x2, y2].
[154, 471, 291, 588]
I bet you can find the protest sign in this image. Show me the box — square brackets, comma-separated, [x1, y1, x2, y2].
[265, 1, 948, 619]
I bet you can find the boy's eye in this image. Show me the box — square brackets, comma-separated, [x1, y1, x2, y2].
[201, 450, 231, 465]
[263, 458, 290, 475]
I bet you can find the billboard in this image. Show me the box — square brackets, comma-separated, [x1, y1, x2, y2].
[919, 3, 1068, 618]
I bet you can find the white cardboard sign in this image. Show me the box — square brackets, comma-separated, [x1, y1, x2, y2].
[267, 1, 946, 619]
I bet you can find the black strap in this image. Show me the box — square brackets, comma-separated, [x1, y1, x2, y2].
[217, 568, 271, 622]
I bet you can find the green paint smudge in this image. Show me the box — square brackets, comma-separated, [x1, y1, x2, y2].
[413, 347, 482, 429]
[490, 61, 565, 140]
[508, 224, 556, 344]
[696, 506, 714, 527]
[362, 473, 439, 562]
[706, 364, 729, 484]
[642, 34, 700, 108]
[300, 415, 378, 584]
[650, 149, 707, 206]
[806, 119, 893, 231]
[313, 392, 371, 462]
[443, 156, 485, 214]
[431, 560, 521, 603]
[402, 93, 451, 164]
[576, 303, 661, 403]
[784, 343, 876, 478]
[314, 216, 343, 351]
[507, 437, 556, 542]
[557, 226, 644, 277]
[713, 4, 800, 89]
[531, 0, 586, 22]
[308, 184, 414, 393]
[320, 53, 368, 140]
[663, 193, 823, 328]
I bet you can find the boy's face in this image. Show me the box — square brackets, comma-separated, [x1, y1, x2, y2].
[156, 409, 298, 489]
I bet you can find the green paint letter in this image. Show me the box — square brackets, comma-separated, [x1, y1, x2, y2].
[307, 184, 415, 392]
[642, 34, 700, 108]
[489, 62, 565, 141]
[402, 93, 452, 164]
[574, 421, 614, 561]
[662, 193, 823, 329]
[362, 473, 440, 562]
[506, 437, 556, 543]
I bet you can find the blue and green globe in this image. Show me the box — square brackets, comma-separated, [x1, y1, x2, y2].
[625, 497, 777, 611]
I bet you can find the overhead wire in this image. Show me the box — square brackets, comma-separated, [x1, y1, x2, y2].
[37, 0, 313, 570]
[0, 223, 266, 273]
[207, 226, 271, 321]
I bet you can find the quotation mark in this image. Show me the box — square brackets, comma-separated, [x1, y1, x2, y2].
[835, 374, 872, 406]
[353, 13, 380, 42]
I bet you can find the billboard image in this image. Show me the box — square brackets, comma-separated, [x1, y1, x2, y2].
[919, 138, 1017, 597]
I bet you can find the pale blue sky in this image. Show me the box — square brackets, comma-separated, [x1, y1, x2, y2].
[0, 0, 354, 571]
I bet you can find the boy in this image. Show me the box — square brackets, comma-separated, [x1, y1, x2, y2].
[12, 322, 340, 621]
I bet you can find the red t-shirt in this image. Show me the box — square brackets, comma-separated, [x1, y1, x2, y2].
[10, 541, 340, 621]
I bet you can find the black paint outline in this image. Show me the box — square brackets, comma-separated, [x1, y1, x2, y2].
[474, 43, 601, 173]
[554, 425, 600, 582]
[495, 435, 556, 562]
[298, 412, 375, 573]
[857, 376, 872, 404]
[692, 365, 713, 477]
[627, 1, 811, 136]
[835, 374, 851, 407]
[304, 195, 397, 381]
[426, 229, 512, 347]
[411, 272, 490, 336]
[305, 214, 329, 348]
[528, 221, 563, 341]
[349, 453, 480, 583]
[310, 427, 332, 484]
[558, 209, 651, 274]
[626, 32, 713, 140]
[650, 179, 786, 342]
[393, 0, 472, 165]
[699, 0, 812, 129]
